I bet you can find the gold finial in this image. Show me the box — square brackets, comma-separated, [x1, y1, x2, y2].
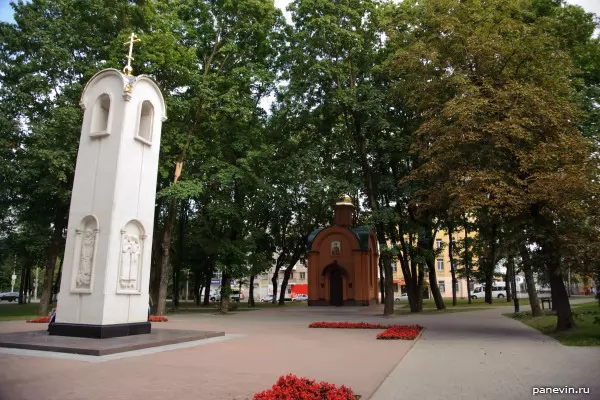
[123, 32, 141, 76]
[336, 194, 354, 206]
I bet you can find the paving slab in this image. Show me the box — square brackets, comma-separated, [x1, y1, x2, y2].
[0, 328, 224, 356]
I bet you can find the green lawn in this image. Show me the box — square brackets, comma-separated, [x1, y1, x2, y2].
[0, 302, 54, 321]
[507, 301, 600, 346]
[397, 298, 530, 308]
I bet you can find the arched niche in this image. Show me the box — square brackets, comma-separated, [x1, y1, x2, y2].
[90, 93, 111, 137]
[71, 215, 99, 293]
[135, 100, 154, 145]
[117, 220, 146, 294]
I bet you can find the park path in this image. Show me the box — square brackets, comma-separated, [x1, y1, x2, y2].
[371, 303, 600, 400]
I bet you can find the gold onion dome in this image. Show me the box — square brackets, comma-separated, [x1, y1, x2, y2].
[336, 194, 354, 206]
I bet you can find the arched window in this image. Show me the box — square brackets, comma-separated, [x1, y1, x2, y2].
[136, 100, 154, 144]
[90, 94, 111, 136]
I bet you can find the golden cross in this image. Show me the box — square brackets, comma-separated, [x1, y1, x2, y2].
[123, 32, 141, 75]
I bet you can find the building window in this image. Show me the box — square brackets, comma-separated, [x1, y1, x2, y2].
[438, 280, 446, 293]
[393, 263, 397, 272]
[455, 282, 460, 292]
[436, 258, 444, 271]
[290, 272, 294, 279]
[300, 272, 306, 280]
[435, 239, 442, 249]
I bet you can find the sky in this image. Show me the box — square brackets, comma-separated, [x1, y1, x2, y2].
[1, 0, 599, 24]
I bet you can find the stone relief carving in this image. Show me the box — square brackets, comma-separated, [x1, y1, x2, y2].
[71, 215, 99, 293]
[119, 233, 141, 290]
[75, 228, 96, 288]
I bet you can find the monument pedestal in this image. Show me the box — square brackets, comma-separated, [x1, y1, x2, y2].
[49, 321, 151, 339]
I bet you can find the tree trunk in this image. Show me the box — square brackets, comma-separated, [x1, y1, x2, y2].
[279, 240, 305, 305]
[505, 257, 513, 302]
[422, 233, 445, 310]
[378, 257, 385, 304]
[249, 275, 255, 307]
[548, 262, 573, 331]
[39, 216, 65, 316]
[382, 253, 394, 315]
[26, 265, 33, 303]
[521, 246, 542, 316]
[426, 261, 445, 310]
[203, 268, 213, 306]
[219, 274, 231, 314]
[464, 223, 472, 304]
[196, 284, 203, 306]
[18, 263, 26, 304]
[417, 262, 425, 311]
[271, 258, 284, 304]
[149, 201, 163, 313]
[156, 199, 177, 316]
[484, 266, 493, 304]
[448, 227, 457, 306]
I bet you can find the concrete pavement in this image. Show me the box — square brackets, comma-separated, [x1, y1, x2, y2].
[371, 304, 600, 400]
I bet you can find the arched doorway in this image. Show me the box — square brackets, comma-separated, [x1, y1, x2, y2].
[330, 269, 343, 306]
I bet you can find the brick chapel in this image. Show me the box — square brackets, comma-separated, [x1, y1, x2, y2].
[306, 195, 379, 306]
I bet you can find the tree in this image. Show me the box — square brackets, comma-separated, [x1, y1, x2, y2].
[387, 0, 600, 330]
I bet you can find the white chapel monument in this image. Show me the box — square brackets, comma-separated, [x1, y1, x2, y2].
[49, 34, 167, 338]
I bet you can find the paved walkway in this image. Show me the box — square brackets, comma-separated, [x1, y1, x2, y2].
[371, 303, 600, 400]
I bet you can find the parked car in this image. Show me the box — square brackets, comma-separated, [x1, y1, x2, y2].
[394, 293, 408, 301]
[0, 292, 20, 302]
[261, 295, 273, 302]
[292, 294, 308, 302]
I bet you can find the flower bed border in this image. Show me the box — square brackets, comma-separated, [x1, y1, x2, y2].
[149, 316, 168, 322]
[309, 321, 423, 340]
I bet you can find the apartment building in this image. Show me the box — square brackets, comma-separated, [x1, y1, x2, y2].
[255, 261, 308, 300]
[390, 230, 471, 299]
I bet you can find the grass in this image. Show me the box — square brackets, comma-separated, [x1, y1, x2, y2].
[396, 298, 530, 308]
[395, 298, 529, 309]
[507, 301, 600, 346]
[0, 302, 55, 321]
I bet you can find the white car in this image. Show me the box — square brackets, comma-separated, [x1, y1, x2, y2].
[394, 293, 408, 301]
[261, 295, 273, 302]
[292, 294, 308, 301]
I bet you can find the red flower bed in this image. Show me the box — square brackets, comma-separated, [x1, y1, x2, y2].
[309, 321, 423, 340]
[309, 321, 392, 329]
[26, 316, 50, 323]
[376, 325, 422, 340]
[253, 374, 357, 400]
[149, 316, 168, 322]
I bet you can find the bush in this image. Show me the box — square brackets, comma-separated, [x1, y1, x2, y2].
[253, 374, 357, 400]
[228, 302, 239, 311]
